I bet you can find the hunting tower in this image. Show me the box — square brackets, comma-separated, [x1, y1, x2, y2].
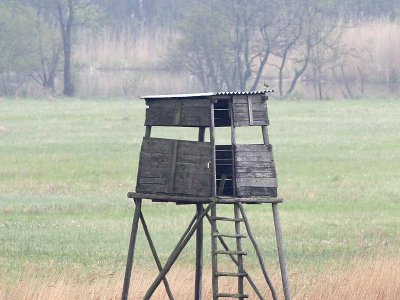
[122, 91, 291, 300]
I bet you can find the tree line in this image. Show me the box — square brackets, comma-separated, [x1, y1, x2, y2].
[0, 0, 399, 97]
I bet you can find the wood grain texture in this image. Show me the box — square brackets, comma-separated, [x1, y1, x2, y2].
[136, 138, 213, 197]
[145, 99, 211, 127]
[234, 143, 278, 197]
[232, 95, 269, 127]
[127, 192, 283, 203]
[236, 177, 278, 187]
[236, 186, 277, 197]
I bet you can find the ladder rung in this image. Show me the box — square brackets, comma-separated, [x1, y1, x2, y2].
[213, 250, 247, 255]
[216, 272, 247, 277]
[217, 293, 248, 298]
[213, 233, 247, 238]
[211, 217, 244, 222]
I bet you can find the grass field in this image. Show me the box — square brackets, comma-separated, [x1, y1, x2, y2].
[0, 98, 399, 299]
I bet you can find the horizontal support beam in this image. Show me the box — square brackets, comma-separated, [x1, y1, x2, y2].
[128, 192, 283, 204]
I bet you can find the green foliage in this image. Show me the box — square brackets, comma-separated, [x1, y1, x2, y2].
[0, 4, 37, 72]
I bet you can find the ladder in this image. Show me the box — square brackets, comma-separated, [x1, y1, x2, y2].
[210, 203, 249, 299]
[210, 202, 280, 300]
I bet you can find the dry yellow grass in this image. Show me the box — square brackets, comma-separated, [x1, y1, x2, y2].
[76, 27, 173, 70]
[2, 256, 399, 299]
[341, 20, 400, 84]
[74, 20, 400, 96]
[76, 21, 400, 82]
[294, 256, 400, 300]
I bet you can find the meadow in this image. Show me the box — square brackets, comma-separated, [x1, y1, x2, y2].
[0, 98, 399, 299]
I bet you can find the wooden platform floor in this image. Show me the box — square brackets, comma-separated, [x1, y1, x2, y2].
[127, 192, 283, 204]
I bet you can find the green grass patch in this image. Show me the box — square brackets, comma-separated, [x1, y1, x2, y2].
[0, 98, 399, 280]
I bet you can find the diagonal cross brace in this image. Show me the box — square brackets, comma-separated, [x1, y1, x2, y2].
[121, 201, 197, 300]
[143, 203, 215, 299]
[140, 212, 174, 300]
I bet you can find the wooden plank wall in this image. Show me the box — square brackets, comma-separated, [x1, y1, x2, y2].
[174, 140, 213, 196]
[136, 138, 213, 197]
[234, 144, 278, 197]
[145, 99, 211, 127]
[232, 95, 269, 127]
[136, 138, 171, 194]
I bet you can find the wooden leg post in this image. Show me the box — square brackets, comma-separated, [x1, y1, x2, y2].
[195, 204, 204, 300]
[122, 198, 142, 300]
[272, 203, 291, 300]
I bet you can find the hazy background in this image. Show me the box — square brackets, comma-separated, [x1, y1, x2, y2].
[1, 0, 400, 99]
[1, 1, 400, 299]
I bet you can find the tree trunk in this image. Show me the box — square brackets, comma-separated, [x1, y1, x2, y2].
[285, 42, 311, 97]
[58, 0, 75, 97]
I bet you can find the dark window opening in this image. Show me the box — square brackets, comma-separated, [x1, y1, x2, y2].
[214, 99, 231, 127]
[214, 99, 234, 196]
[216, 145, 234, 196]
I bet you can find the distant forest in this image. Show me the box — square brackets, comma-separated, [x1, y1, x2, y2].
[1, 0, 399, 98]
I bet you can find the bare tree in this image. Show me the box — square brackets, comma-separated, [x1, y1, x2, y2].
[29, 0, 62, 95]
[170, 0, 292, 91]
[170, 0, 363, 99]
[52, 0, 100, 96]
[56, 0, 75, 96]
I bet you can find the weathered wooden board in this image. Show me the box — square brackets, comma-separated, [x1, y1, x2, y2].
[145, 99, 211, 127]
[232, 95, 269, 127]
[235, 169, 276, 178]
[136, 138, 173, 194]
[140, 137, 172, 153]
[236, 177, 277, 187]
[236, 186, 277, 197]
[136, 137, 213, 197]
[137, 177, 168, 185]
[179, 140, 213, 155]
[145, 107, 178, 126]
[234, 143, 278, 197]
[180, 107, 211, 126]
[235, 144, 273, 152]
[174, 172, 212, 196]
[136, 183, 168, 194]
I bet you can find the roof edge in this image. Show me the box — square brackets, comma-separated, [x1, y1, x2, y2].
[141, 91, 268, 99]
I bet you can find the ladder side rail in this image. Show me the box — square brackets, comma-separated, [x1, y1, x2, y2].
[238, 203, 278, 300]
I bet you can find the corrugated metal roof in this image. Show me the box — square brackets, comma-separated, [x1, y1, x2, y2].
[141, 91, 268, 99]
[215, 91, 268, 96]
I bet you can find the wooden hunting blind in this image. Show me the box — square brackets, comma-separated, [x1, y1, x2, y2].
[122, 91, 291, 300]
